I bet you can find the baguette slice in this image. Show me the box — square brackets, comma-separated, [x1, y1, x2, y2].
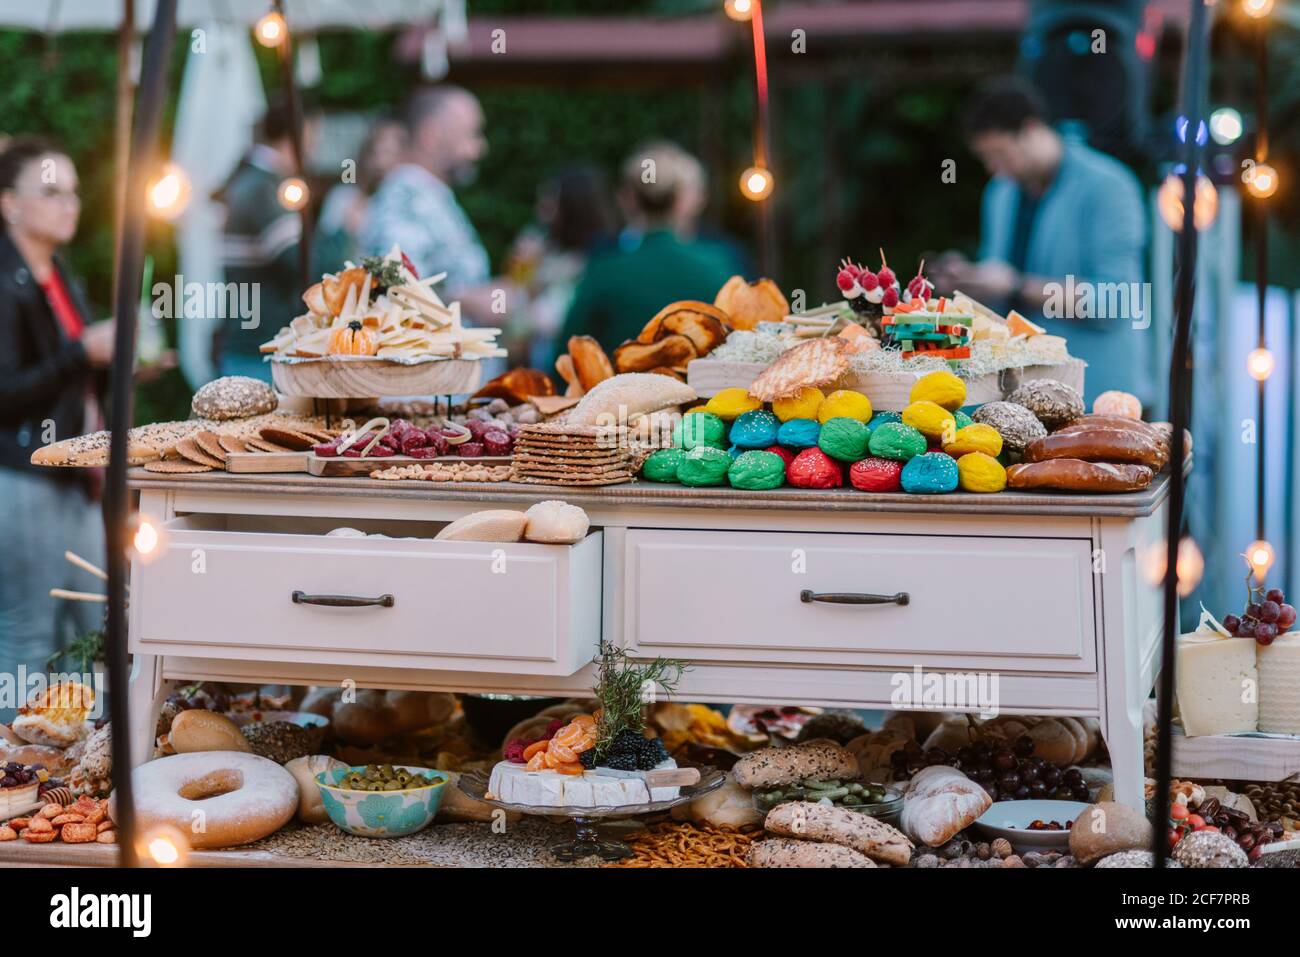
[747, 837, 876, 868]
[732, 742, 858, 789]
[764, 801, 913, 866]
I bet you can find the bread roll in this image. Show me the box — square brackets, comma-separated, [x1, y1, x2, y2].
[1006, 459, 1153, 492]
[1027, 719, 1077, 765]
[671, 774, 764, 830]
[168, 710, 251, 754]
[285, 754, 345, 824]
[732, 742, 858, 789]
[332, 690, 454, 746]
[1056, 717, 1090, 765]
[922, 716, 977, 755]
[523, 500, 589, 544]
[566, 373, 697, 427]
[747, 837, 876, 868]
[900, 765, 991, 847]
[435, 509, 528, 543]
[764, 801, 913, 866]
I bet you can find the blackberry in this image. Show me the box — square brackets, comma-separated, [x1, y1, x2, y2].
[579, 749, 598, 769]
[604, 752, 638, 771]
[608, 730, 670, 771]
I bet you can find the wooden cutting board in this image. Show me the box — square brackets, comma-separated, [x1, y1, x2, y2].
[307, 455, 512, 477]
[224, 451, 310, 473]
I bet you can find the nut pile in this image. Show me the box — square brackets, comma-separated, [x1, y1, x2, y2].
[371, 462, 513, 482]
[909, 837, 1078, 869]
[1241, 781, 1299, 832]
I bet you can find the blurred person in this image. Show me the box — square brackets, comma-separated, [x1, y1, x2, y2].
[312, 116, 406, 276]
[0, 137, 113, 711]
[931, 78, 1147, 401]
[561, 141, 740, 351]
[504, 165, 615, 369]
[214, 95, 322, 382]
[361, 86, 507, 325]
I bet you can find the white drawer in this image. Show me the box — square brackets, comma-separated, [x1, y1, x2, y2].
[130, 515, 601, 676]
[623, 528, 1096, 672]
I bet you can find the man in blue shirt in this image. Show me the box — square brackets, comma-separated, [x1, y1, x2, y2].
[933, 79, 1149, 404]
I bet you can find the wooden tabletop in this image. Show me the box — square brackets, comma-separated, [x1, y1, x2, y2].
[129, 465, 1174, 518]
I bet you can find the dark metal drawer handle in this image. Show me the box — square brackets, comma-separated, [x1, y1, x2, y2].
[292, 590, 395, 608]
[800, 589, 909, 606]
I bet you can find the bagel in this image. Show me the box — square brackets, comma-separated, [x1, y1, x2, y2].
[117, 752, 297, 849]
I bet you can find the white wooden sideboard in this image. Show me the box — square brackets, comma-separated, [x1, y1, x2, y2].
[126, 471, 1173, 810]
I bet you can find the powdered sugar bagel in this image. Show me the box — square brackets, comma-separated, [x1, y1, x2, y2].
[114, 751, 298, 849]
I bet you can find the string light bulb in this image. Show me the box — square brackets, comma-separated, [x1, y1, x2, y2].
[146, 163, 191, 221]
[277, 177, 309, 211]
[130, 514, 167, 565]
[1242, 0, 1274, 18]
[1246, 540, 1275, 583]
[1247, 347, 1275, 381]
[739, 165, 774, 201]
[1143, 536, 1205, 597]
[1157, 171, 1218, 231]
[138, 825, 190, 867]
[724, 0, 754, 21]
[1244, 162, 1279, 199]
[1209, 107, 1243, 145]
[254, 10, 287, 47]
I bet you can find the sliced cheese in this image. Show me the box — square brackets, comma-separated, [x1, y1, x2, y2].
[1258, 634, 1300, 734]
[486, 759, 681, 808]
[1175, 633, 1258, 736]
[1006, 310, 1045, 337]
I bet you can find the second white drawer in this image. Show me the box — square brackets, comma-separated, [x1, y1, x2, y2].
[623, 528, 1096, 671]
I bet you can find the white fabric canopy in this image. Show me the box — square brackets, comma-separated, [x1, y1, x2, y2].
[0, 0, 445, 32]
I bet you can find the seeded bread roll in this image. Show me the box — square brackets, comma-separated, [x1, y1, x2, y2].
[732, 742, 858, 789]
[191, 376, 277, 421]
[764, 801, 913, 866]
[747, 837, 877, 868]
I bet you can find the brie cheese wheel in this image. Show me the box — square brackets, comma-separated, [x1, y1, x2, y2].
[487, 759, 681, 808]
[1258, 634, 1300, 734]
[1175, 633, 1258, 736]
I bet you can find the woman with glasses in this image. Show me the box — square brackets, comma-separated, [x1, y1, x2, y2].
[0, 136, 114, 715]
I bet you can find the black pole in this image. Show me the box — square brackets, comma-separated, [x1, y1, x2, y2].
[273, 0, 313, 290]
[1253, 22, 1268, 543]
[104, 0, 178, 868]
[1153, 0, 1210, 871]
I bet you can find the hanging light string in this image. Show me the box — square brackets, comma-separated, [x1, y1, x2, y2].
[1153, 0, 1211, 873]
[750, 0, 769, 171]
[1250, 6, 1270, 548]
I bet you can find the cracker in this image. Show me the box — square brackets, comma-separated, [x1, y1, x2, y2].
[175, 437, 224, 468]
[143, 460, 214, 474]
[246, 437, 290, 453]
[218, 434, 249, 454]
[510, 472, 632, 486]
[194, 430, 228, 462]
[260, 427, 316, 451]
[59, 822, 97, 844]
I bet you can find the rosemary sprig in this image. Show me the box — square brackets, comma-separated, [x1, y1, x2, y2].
[361, 256, 405, 292]
[591, 644, 687, 759]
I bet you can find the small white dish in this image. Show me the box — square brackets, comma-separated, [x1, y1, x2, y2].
[974, 799, 1090, 851]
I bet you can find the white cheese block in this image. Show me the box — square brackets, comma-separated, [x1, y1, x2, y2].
[486, 759, 681, 808]
[1175, 633, 1258, 736]
[1258, 634, 1300, 734]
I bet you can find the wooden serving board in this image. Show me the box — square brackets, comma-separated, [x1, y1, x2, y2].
[225, 451, 310, 473]
[308, 454, 512, 477]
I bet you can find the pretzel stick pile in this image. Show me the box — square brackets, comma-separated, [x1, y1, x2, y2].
[601, 821, 759, 868]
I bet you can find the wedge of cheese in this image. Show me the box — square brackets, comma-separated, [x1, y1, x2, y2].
[1258, 634, 1300, 734]
[1175, 632, 1258, 736]
[1006, 310, 1045, 337]
[486, 759, 681, 808]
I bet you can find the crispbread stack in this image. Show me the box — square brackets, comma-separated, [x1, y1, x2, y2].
[509, 422, 637, 486]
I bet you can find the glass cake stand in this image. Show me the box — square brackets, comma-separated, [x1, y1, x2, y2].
[458, 767, 726, 862]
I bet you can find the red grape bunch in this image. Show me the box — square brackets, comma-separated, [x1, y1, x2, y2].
[1221, 576, 1295, 646]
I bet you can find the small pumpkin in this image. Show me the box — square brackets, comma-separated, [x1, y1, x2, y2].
[328, 320, 378, 357]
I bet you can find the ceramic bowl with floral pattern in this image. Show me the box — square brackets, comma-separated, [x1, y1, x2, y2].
[315, 765, 449, 838]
